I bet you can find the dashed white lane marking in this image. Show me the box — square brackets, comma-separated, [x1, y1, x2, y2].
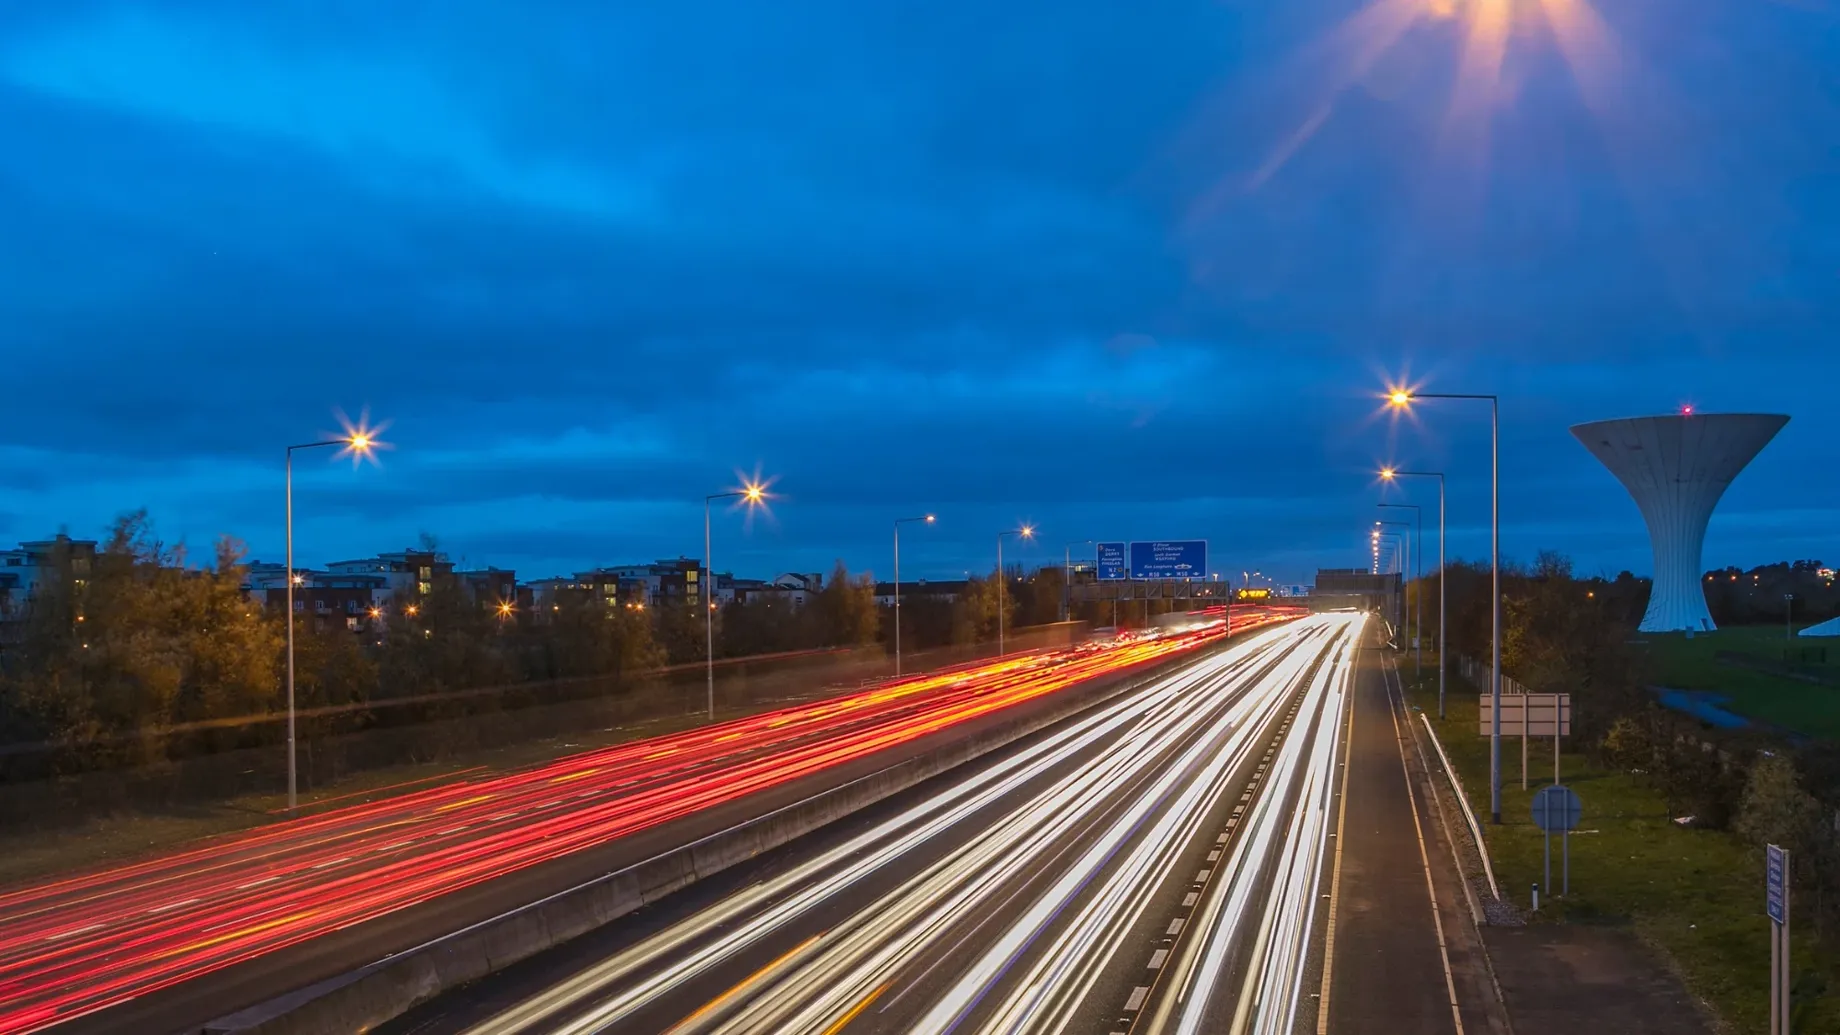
[1125, 986, 1150, 1011]
[1148, 948, 1169, 969]
[1183, 892, 1199, 907]
[1166, 918, 1185, 936]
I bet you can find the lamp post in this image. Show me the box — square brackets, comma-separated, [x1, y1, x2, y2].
[284, 425, 380, 814]
[1063, 540, 1094, 624]
[996, 526, 1035, 655]
[894, 514, 936, 676]
[1785, 593, 1795, 641]
[1390, 388, 1502, 823]
[1374, 528, 1405, 629]
[705, 481, 768, 721]
[1380, 503, 1423, 677]
[1383, 469, 1447, 718]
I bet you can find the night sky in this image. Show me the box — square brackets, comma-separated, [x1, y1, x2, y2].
[2, 0, 1834, 586]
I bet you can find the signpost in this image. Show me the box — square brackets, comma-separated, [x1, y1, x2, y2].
[1530, 784, 1582, 898]
[1768, 844, 1790, 1035]
[1128, 540, 1208, 580]
[1096, 543, 1128, 581]
[1480, 693, 1571, 788]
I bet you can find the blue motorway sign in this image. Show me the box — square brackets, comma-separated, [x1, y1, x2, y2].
[1096, 543, 1128, 581]
[1767, 843, 1787, 925]
[1129, 540, 1208, 580]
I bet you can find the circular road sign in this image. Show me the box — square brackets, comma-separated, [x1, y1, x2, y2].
[1531, 784, 1583, 833]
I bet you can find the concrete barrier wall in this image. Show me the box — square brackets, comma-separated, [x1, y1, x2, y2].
[198, 643, 1202, 1035]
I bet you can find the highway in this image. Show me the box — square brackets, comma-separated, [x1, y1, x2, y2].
[386, 612, 1365, 1035]
[0, 615, 1298, 1035]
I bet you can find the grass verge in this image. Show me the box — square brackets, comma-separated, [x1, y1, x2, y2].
[1640, 626, 1840, 739]
[1404, 656, 1839, 1033]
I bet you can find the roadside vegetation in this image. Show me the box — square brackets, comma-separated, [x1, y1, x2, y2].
[1412, 553, 1840, 1032]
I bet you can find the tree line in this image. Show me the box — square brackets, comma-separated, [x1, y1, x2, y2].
[0, 513, 1089, 779]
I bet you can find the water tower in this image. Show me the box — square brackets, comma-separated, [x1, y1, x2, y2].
[1570, 412, 1788, 633]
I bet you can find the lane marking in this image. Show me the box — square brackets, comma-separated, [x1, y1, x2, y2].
[1385, 655, 1467, 1035]
[819, 982, 887, 1035]
[665, 931, 822, 1032]
[1314, 639, 1358, 1035]
[1125, 986, 1150, 1011]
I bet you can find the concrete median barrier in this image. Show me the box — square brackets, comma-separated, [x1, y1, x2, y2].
[197, 644, 1221, 1035]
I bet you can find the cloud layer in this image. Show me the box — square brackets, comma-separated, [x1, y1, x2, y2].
[2, 0, 1834, 583]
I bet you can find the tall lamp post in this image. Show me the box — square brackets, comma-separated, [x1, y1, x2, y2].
[1374, 528, 1405, 629]
[996, 525, 1035, 655]
[1785, 593, 1795, 641]
[705, 481, 768, 721]
[1379, 503, 1423, 677]
[285, 425, 380, 814]
[1390, 387, 1502, 824]
[893, 514, 936, 676]
[1063, 540, 1094, 624]
[1383, 469, 1446, 718]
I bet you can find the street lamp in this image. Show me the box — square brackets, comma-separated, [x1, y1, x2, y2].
[1379, 503, 1423, 678]
[1390, 386, 1503, 824]
[284, 419, 384, 814]
[1383, 468, 1447, 719]
[705, 480, 769, 721]
[893, 514, 936, 676]
[1785, 593, 1795, 641]
[1063, 540, 1095, 624]
[996, 525, 1035, 655]
[1376, 523, 1398, 629]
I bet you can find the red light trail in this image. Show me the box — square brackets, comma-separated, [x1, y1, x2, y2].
[0, 611, 1292, 1033]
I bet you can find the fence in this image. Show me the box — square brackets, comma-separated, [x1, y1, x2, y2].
[1457, 655, 1533, 696]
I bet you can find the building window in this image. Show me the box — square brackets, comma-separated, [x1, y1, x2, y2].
[418, 581, 431, 595]
[346, 617, 360, 631]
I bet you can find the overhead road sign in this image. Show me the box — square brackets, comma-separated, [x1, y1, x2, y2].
[1096, 543, 1128, 581]
[1129, 540, 1207, 580]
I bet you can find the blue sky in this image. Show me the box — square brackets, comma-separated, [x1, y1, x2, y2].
[1, 0, 1834, 586]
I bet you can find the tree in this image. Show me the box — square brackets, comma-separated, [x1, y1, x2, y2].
[950, 574, 1012, 645]
[811, 562, 879, 648]
[1736, 754, 1823, 857]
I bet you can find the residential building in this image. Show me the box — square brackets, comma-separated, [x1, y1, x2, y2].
[872, 579, 968, 607]
[0, 535, 99, 619]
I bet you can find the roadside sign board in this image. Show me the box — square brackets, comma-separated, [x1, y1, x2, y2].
[1479, 693, 1571, 736]
[1096, 543, 1128, 581]
[1530, 784, 1582, 833]
[1767, 844, 1787, 925]
[1128, 540, 1207, 580]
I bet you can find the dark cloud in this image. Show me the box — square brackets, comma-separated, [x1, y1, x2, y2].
[0, 0, 1834, 586]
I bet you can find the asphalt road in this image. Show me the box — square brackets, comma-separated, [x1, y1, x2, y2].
[382, 613, 1369, 1035]
[5, 633, 1233, 1035]
[1318, 635, 1508, 1035]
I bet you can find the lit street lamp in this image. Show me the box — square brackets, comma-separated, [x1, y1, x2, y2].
[1383, 468, 1447, 719]
[285, 419, 384, 814]
[893, 514, 936, 676]
[996, 525, 1035, 655]
[1390, 387, 1503, 824]
[705, 480, 769, 721]
[1379, 504, 1422, 677]
[1063, 540, 1094, 624]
